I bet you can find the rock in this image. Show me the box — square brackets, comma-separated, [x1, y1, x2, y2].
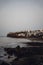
[7, 31, 27, 38]
[4, 46, 43, 57]
[4, 46, 43, 65]
[4, 54, 7, 56]
[11, 56, 43, 65]
[8, 55, 11, 59]
[0, 60, 10, 65]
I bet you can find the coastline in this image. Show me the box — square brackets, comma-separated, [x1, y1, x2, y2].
[0, 37, 43, 65]
[3, 45, 43, 65]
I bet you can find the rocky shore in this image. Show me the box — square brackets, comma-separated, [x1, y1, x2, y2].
[2, 44, 43, 65]
[0, 41, 43, 65]
[7, 30, 43, 40]
[7, 31, 27, 38]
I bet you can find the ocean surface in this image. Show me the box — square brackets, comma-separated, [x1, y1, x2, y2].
[0, 37, 43, 62]
[0, 36, 32, 47]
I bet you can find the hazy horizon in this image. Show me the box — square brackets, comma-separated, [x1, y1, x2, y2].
[0, 0, 43, 36]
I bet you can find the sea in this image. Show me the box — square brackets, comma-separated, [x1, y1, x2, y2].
[0, 36, 43, 62]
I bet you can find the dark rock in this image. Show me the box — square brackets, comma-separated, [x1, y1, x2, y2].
[4, 46, 43, 58]
[0, 60, 10, 65]
[4, 54, 7, 56]
[4, 45, 43, 65]
[11, 56, 43, 65]
[8, 55, 11, 59]
[7, 31, 27, 38]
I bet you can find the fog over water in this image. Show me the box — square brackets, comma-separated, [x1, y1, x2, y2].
[0, 0, 43, 36]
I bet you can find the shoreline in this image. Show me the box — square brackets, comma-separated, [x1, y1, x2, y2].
[0, 44, 43, 65]
[7, 36, 43, 41]
[4, 45, 43, 65]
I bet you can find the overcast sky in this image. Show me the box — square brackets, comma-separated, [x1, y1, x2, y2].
[0, 0, 43, 36]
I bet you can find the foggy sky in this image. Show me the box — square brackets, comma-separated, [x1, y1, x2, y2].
[0, 0, 43, 36]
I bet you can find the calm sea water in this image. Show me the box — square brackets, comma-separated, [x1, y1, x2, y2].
[0, 36, 32, 47]
[0, 37, 43, 47]
[0, 37, 43, 62]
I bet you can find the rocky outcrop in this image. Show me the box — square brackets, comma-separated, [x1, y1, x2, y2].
[11, 56, 43, 65]
[0, 60, 10, 65]
[7, 31, 27, 38]
[7, 30, 43, 39]
[4, 45, 43, 57]
[4, 45, 43, 65]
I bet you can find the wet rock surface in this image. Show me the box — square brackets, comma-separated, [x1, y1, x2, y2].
[0, 60, 10, 65]
[3, 45, 43, 65]
[4, 45, 43, 56]
[11, 56, 43, 65]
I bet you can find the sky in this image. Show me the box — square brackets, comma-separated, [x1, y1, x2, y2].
[0, 0, 43, 36]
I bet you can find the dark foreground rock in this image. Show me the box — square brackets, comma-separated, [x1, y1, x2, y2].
[11, 56, 43, 65]
[0, 55, 43, 65]
[0, 60, 10, 65]
[4, 45, 43, 65]
[26, 42, 43, 46]
[4, 45, 43, 57]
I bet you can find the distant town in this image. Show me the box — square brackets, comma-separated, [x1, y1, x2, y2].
[7, 30, 43, 40]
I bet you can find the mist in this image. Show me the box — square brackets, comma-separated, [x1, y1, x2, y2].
[0, 0, 43, 36]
